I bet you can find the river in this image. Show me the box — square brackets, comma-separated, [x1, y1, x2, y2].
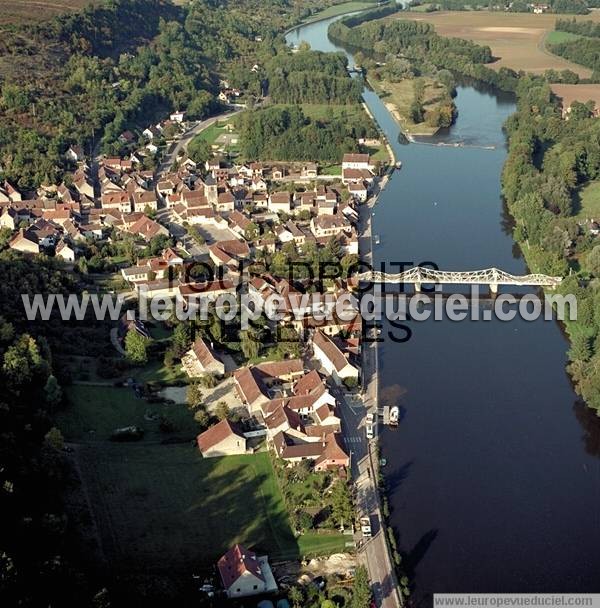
[287, 10, 600, 605]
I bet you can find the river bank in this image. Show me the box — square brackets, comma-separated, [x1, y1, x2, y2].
[287, 9, 600, 606]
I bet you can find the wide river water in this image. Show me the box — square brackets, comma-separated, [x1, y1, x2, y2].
[286, 13, 600, 605]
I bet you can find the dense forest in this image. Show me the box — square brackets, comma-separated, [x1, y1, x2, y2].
[0, 252, 99, 606]
[237, 104, 378, 162]
[265, 49, 362, 104]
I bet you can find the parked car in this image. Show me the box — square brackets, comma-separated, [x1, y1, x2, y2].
[366, 424, 374, 439]
[360, 516, 372, 538]
[366, 412, 374, 425]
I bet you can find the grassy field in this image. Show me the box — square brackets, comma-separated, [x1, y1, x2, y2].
[0, 0, 92, 25]
[575, 181, 600, 220]
[369, 76, 448, 136]
[75, 448, 298, 570]
[73, 446, 345, 575]
[277, 102, 367, 122]
[545, 30, 582, 45]
[302, 1, 376, 24]
[57, 385, 197, 442]
[398, 10, 600, 77]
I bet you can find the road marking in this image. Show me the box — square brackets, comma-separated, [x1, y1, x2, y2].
[344, 436, 363, 444]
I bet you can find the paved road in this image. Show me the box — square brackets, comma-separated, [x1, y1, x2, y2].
[339, 172, 402, 608]
[156, 107, 244, 179]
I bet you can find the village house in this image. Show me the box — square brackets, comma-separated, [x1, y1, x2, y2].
[268, 191, 292, 214]
[233, 359, 305, 413]
[217, 544, 277, 599]
[341, 153, 373, 171]
[301, 163, 318, 178]
[55, 240, 76, 262]
[348, 181, 368, 202]
[208, 238, 251, 271]
[312, 329, 359, 386]
[0, 207, 17, 230]
[228, 210, 253, 238]
[65, 145, 85, 163]
[101, 191, 132, 214]
[182, 336, 226, 377]
[177, 279, 237, 311]
[127, 215, 169, 241]
[196, 419, 247, 457]
[216, 190, 236, 212]
[132, 190, 158, 213]
[271, 430, 349, 471]
[9, 229, 39, 254]
[310, 213, 351, 238]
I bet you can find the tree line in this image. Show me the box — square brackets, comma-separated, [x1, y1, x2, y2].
[502, 75, 600, 413]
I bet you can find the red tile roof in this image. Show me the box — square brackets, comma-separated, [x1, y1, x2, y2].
[218, 544, 264, 590]
[196, 419, 244, 454]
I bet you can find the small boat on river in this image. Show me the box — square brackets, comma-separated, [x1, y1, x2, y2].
[389, 405, 399, 426]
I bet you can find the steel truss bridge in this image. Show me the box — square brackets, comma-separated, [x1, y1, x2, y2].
[357, 267, 563, 293]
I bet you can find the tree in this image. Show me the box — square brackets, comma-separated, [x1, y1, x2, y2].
[295, 510, 313, 531]
[163, 347, 176, 368]
[215, 402, 231, 420]
[330, 480, 353, 527]
[240, 328, 261, 360]
[125, 330, 149, 365]
[586, 245, 600, 276]
[288, 586, 304, 608]
[187, 136, 212, 164]
[194, 408, 210, 429]
[350, 566, 372, 608]
[187, 383, 203, 410]
[172, 322, 191, 356]
[44, 375, 63, 408]
[44, 427, 65, 451]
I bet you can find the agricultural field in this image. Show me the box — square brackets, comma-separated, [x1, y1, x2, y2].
[551, 83, 600, 113]
[397, 10, 600, 76]
[0, 0, 92, 25]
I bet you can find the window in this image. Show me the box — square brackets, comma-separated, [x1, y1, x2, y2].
[253, 585, 258, 590]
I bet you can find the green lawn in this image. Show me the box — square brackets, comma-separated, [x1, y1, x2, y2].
[546, 30, 582, 46]
[575, 180, 600, 219]
[73, 447, 337, 572]
[321, 164, 342, 175]
[193, 121, 230, 146]
[58, 385, 197, 442]
[302, 1, 375, 23]
[299, 532, 349, 556]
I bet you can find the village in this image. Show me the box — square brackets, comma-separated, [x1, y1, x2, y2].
[0, 103, 394, 603]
